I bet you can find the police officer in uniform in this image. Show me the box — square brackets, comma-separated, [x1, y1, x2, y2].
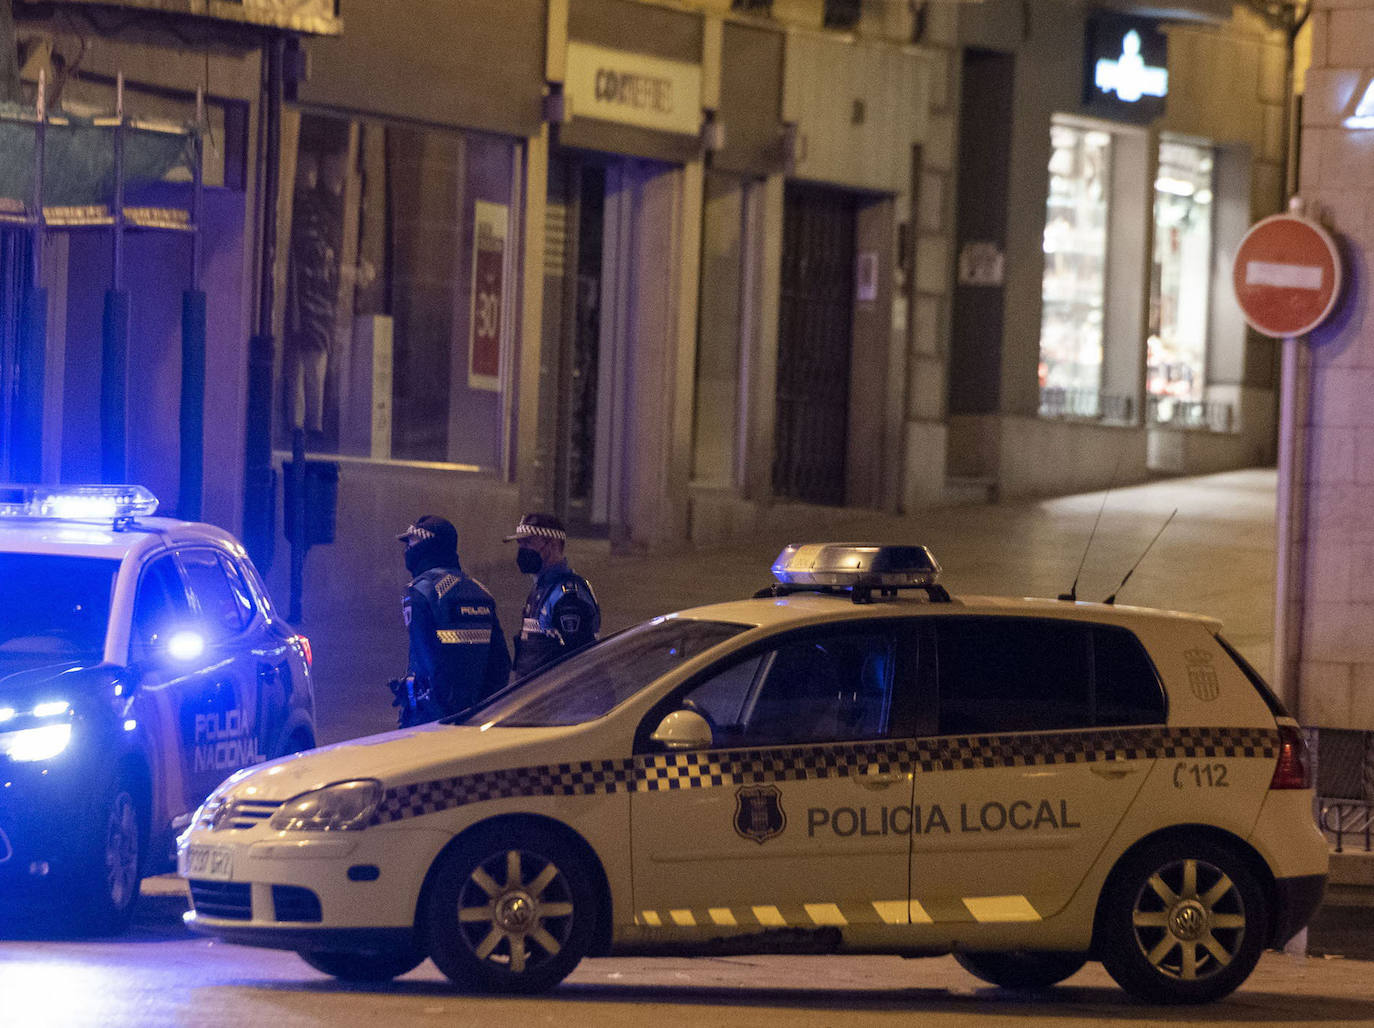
[506, 513, 600, 678]
[394, 515, 510, 725]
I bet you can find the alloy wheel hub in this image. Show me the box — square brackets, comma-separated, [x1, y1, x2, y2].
[1168, 899, 1208, 941]
[495, 891, 537, 933]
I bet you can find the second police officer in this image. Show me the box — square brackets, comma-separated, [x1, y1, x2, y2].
[394, 515, 511, 725]
[506, 512, 601, 677]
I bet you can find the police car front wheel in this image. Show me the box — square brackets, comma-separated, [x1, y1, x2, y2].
[953, 950, 1088, 990]
[1098, 838, 1268, 1005]
[77, 770, 145, 934]
[424, 823, 597, 993]
[298, 947, 425, 982]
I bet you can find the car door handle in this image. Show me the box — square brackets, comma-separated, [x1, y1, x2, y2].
[858, 770, 906, 789]
[1090, 765, 1140, 780]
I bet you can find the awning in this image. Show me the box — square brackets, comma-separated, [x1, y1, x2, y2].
[17, 0, 341, 36]
[0, 102, 193, 210]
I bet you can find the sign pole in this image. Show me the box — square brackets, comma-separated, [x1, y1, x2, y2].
[1272, 333, 1306, 714]
[1230, 198, 1342, 718]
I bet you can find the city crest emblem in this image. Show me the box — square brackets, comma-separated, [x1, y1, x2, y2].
[734, 784, 786, 844]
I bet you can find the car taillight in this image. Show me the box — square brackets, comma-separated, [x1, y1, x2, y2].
[1270, 724, 1312, 790]
[295, 634, 313, 669]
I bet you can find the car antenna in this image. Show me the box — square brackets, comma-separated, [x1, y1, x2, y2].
[1104, 509, 1177, 605]
[1058, 463, 1118, 602]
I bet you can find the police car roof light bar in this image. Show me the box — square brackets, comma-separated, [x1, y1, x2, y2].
[0, 484, 159, 525]
[763, 543, 950, 605]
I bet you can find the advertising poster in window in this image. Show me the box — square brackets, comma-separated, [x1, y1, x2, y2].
[468, 200, 507, 392]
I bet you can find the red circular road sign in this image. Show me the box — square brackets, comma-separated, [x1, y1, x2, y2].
[1232, 213, 1342, 338]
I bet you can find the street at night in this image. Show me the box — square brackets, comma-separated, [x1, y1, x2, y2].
[4, 905, 1374, 1027]
[6, 0, 1374, 1018]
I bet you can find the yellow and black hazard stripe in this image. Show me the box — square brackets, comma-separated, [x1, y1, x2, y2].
[369, 725, 1278, 824]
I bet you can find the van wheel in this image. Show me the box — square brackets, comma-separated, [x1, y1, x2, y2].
[954, 951, 1088, 989]
[1099, 838, 1267, 1004]
[424, 823, 595, 993]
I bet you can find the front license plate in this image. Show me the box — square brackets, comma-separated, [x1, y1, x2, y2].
[181, 843, 234, 881]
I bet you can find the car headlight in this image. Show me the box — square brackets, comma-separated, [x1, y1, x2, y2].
[268, 780, 382, 832]
[0, 723, 73, 762]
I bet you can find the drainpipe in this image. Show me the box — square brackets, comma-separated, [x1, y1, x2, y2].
[243, 34, 284, 572]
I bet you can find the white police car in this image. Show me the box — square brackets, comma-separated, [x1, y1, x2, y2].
[0, 485, 315, 932]
[179, 543, 1325, 1004]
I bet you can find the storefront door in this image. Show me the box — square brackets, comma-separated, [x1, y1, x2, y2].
[545, 153, 679, 540]
[774, 183, 856, 505]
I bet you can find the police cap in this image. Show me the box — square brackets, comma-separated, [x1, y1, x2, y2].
[504, 512, 567, 543]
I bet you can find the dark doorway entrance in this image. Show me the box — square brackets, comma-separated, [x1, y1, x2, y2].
[948, 48, 1013, 419]
[773, 183, 856, 505]
[545, 156, 607, 536]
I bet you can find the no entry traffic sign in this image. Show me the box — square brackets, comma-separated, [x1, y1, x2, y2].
[1232, 213, 1342, 338]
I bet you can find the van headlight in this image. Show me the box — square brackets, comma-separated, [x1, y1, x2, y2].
[0, 723, 73, 762]
[268, 780, 382, 832]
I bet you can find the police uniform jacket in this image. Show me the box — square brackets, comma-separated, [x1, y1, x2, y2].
[404, 564, 511, 715]
[513, 560, 600, 678]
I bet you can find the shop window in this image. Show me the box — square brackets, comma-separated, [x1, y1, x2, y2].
[280, 111, 520, 470]
[1148, 138, 1214, 412]
[1039, 119, 1111, 418]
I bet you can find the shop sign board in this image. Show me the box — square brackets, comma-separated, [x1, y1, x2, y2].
[1084, 12, 1167, 123]
[564, 40, 702, 137]
[1231, 214, 1342, 338]
[468, 201, 507, 391]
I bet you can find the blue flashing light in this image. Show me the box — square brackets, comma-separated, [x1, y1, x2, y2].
[0, 484, 158, 522]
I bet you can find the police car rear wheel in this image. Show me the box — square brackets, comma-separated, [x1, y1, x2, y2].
[425, 824, 596, 993]
[298, 947, 425, 982]
[1099, 838, 1267, 1005]
[953, 951, 1088, 990]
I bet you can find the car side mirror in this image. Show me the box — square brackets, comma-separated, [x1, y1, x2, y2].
[650, 709, 713, 751]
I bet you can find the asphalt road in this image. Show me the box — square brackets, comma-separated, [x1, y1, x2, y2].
[4, 897, 1374, 1028]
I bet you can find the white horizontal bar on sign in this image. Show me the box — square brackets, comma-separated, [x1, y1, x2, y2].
[1246, 261, 1324, 290]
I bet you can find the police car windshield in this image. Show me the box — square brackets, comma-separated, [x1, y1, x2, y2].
[462, 618, 749, 727]
[0, 554, 119, 662]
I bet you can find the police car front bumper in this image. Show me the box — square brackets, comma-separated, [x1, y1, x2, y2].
[184, 915, 419, 954]
[0, 752, 104, 886]
[178, 824, 452, 938]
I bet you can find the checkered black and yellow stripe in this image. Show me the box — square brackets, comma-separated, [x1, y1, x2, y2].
[369, 725, 1278, 824]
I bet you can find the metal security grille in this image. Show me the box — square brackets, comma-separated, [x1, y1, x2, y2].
[773, 184, 855, 505]
[0, 227, 27, 477]
[1317, 727, 1373, 801]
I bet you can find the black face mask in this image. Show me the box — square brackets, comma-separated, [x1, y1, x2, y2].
[517, 547, 543, 575]
[405, 546, 427, 576]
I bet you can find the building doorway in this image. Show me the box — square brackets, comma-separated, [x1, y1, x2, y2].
[773, 182, 857, 505]
[544, 152, 679, 539]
